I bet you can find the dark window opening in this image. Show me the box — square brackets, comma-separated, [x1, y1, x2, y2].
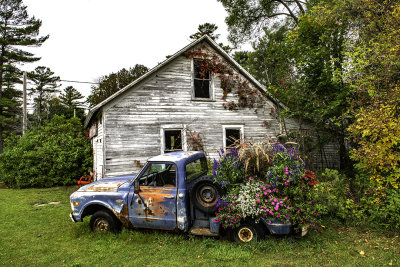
[194, 59, 211, 99]
[164, 130, 182, 153]
[225, 129, 241, 147]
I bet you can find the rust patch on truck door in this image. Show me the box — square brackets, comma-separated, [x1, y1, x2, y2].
[130, 186, 177, 230]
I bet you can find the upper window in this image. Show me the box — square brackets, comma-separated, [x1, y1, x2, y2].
[193, 59, 211, 99]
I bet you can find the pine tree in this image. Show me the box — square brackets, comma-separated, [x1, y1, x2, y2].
[59, 86, 84, 109]
[28, 66, 60, 126]
[0, 0, 48, 153]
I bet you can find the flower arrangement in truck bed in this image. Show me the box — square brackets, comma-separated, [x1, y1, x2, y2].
[213, 142, 322, 232]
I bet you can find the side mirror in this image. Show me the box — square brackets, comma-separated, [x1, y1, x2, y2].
[134, 179, 140, 194]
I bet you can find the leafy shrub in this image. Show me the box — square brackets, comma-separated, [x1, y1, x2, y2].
[0, 115, 92, 188]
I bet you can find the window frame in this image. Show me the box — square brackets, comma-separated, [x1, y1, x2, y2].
[160, 125, 187, 154]
[222, 125, 244, 148]
[192, 58, 214, 101]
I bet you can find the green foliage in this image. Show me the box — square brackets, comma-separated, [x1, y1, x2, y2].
[218, 0, 306, 45]
[0, 0, 48, 153]
[87, 65, 148, 107]
[314, 169, 400, 229]
[27, 66, 60, 126]
[189, 23, 232, 52]
[0, 115, 92, 188]
[213, 148, 246, 187]
[59, 86, 84, 109]
[346, 1, 400, 189]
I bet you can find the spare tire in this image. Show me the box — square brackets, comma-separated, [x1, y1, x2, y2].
[189, 176, 222, 215]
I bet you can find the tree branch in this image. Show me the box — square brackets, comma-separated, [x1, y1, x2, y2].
[276, 0, 299, 23]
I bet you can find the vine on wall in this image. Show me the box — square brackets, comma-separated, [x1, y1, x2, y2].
[185, 45, 264, 111]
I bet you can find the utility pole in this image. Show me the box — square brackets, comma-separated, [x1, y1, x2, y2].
[22, 72, 27, 135]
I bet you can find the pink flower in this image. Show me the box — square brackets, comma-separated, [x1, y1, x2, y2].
[264, 191, 268, 195]
[272, 202, 275, 205]
[256, 193, 260, 197]
[284, 197, 287, 200]
[257, 199, 260, 203]
[267, 189, 271, 193]
[286, 179, 290, 183]
[285, 182, 288, 186]
[274, 198, 277, 202]
[285, 167, 289, 174]
[280, 201, 283, 204]
[275, 206, 279, 211]
[287, 206, 291, 209]
[249, 176, 252, 180]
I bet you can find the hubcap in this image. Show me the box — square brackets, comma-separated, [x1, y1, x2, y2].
[198, 185, 217, 207]
[238, 227, 254, 243]
[94, 218, 110, 232]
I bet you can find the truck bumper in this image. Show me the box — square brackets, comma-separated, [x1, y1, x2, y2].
[70, 213, 80, 223]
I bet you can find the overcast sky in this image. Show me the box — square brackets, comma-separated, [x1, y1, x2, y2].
[22, 0, 235, 102]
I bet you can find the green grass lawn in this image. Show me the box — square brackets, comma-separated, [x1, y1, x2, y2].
[0, 187, 399, 266]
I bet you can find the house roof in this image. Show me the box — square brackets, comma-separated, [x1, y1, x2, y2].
[84, 35, 283, 128]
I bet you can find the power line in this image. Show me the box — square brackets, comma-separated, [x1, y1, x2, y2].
[60, 79, 98, 85]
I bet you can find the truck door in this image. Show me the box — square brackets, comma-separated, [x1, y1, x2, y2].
[128, 162, 177, 230]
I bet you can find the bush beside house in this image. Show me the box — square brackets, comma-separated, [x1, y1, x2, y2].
[0, 115, 92, 188]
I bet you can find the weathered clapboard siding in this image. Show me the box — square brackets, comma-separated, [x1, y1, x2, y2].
[99, 43, 284, 177]
[92, 118, 104, 181]
[88, 36, 340, 178]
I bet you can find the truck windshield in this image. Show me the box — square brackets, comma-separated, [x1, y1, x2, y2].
[185, 157, 208, 183]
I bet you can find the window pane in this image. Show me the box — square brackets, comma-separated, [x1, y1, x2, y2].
[139, 163, 176, 187]
[186, 157, 208, 182]
[226, 129, 241, 147]
[194, 59, 210, 79]
[164, 130, 182, 153]
[194, 79, 210, 98]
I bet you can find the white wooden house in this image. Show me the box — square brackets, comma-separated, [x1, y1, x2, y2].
[84, 35, 338, 180]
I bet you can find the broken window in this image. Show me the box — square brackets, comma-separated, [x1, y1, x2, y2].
[223, 126, 243, 147]
[193, 59, 211, 99]
[164, 129, 182, 153]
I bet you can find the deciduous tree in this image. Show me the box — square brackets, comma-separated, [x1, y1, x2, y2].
[87, 64, 148, 107]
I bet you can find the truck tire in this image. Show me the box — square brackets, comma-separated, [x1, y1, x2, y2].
[90, 210, 121, 234]
[189, 176, 222, 215]
[230, 220, 266, 243]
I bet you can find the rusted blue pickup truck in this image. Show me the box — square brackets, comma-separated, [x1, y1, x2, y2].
[70, 151, 291, 243]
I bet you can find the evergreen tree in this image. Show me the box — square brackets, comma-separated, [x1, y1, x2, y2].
[59, 86, 84, 109]
[0, 0, 48, 153]
[28, 66, 60, 126]
[189, 23, 232, 52]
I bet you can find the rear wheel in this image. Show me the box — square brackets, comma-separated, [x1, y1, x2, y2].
[230, 221, 265, 243]
[90, 210, 121, 234]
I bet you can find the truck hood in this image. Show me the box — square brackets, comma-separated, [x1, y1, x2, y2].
[78, 174, 136, 192]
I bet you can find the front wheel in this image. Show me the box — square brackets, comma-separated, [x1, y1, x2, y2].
[230, 221, 265, 243]
[90, 210, 121, 234]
